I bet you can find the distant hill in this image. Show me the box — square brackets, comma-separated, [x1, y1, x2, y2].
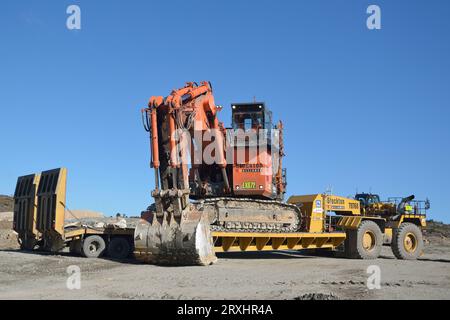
[425, 220, 450, 239]
[0, 195, 105, 219]
[65, 210, 105, 219]
[0, 195, 13, 212]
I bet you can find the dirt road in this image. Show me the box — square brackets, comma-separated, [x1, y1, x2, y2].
[1, 209, 449, 300]
[0, 238, 449, 300]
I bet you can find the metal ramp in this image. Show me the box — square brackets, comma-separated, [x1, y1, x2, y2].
[36, 169, 67, 234]
[13, 174, 41, 249]
[13, 168, 67, 251]
[36, 168, 67, 251]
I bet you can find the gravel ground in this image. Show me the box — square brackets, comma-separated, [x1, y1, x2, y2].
[0, 217, 449, 300]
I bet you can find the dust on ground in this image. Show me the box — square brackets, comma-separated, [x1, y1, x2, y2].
[0, 217, 449, 300]
[0, 214, 19, 250]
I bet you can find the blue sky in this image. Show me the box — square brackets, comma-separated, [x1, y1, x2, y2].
[0, 1, 449, 222]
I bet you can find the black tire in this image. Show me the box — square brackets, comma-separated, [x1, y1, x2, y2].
[391, 223, 423, 260]
[82, 235, 106, 258]
[107, 237, 131, 260]
[345, 220, 383, 259]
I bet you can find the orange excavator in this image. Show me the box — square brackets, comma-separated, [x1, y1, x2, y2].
[134, 81, 301, 265]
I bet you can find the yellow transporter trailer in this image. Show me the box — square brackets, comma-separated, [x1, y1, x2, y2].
[13, 168, 135, 259]
[208, 194, 353, 254]
[208, 193, 425, 261]
[288, 194, 426, 260]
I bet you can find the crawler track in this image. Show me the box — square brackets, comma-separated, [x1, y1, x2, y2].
[197, 197, 303, 233]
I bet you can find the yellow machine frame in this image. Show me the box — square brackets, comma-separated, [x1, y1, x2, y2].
[211, 193, 427, 254]
[211, 231, 346, 253]
[208, 194, 358, 253]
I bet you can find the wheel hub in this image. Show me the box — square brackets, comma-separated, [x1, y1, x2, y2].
[89, 242, 99, 253]
[404, 232, 417, 253]
[362, 231, 376, 251]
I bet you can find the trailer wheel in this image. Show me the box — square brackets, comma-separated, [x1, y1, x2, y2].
[391, 223, 423, 260]
[345, 220, 383, 259]
[107, 237, 131, 260]
[82, 235, 106, 258]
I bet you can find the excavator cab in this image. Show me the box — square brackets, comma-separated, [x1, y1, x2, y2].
[231, 103, 272, 131]
[229, 103, 283, 199]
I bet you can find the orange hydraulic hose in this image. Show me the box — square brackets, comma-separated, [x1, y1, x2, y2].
[148, 96, 163, 169]
[185, 85, 209, 100]
[212, 116, 230, 191]
[168, 82, 211, 108]
[173, 86, 192, 97]
[212, 117, 227, 168]
[151, 108, 160, 169]
[276, 121, 285, 194]
[168, 112, 178, 168]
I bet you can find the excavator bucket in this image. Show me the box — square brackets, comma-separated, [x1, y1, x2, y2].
[134, 205, 217, 266]
[13, 173, 41, 250]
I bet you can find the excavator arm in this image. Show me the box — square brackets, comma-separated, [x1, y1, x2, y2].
[136, 82, 229, 265]
[142, 81, 229, 218]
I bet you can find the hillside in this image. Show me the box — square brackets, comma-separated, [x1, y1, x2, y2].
[0, 195, 13, 212]
[0, 195, 104, 220]
[425, 220, 450, 239]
